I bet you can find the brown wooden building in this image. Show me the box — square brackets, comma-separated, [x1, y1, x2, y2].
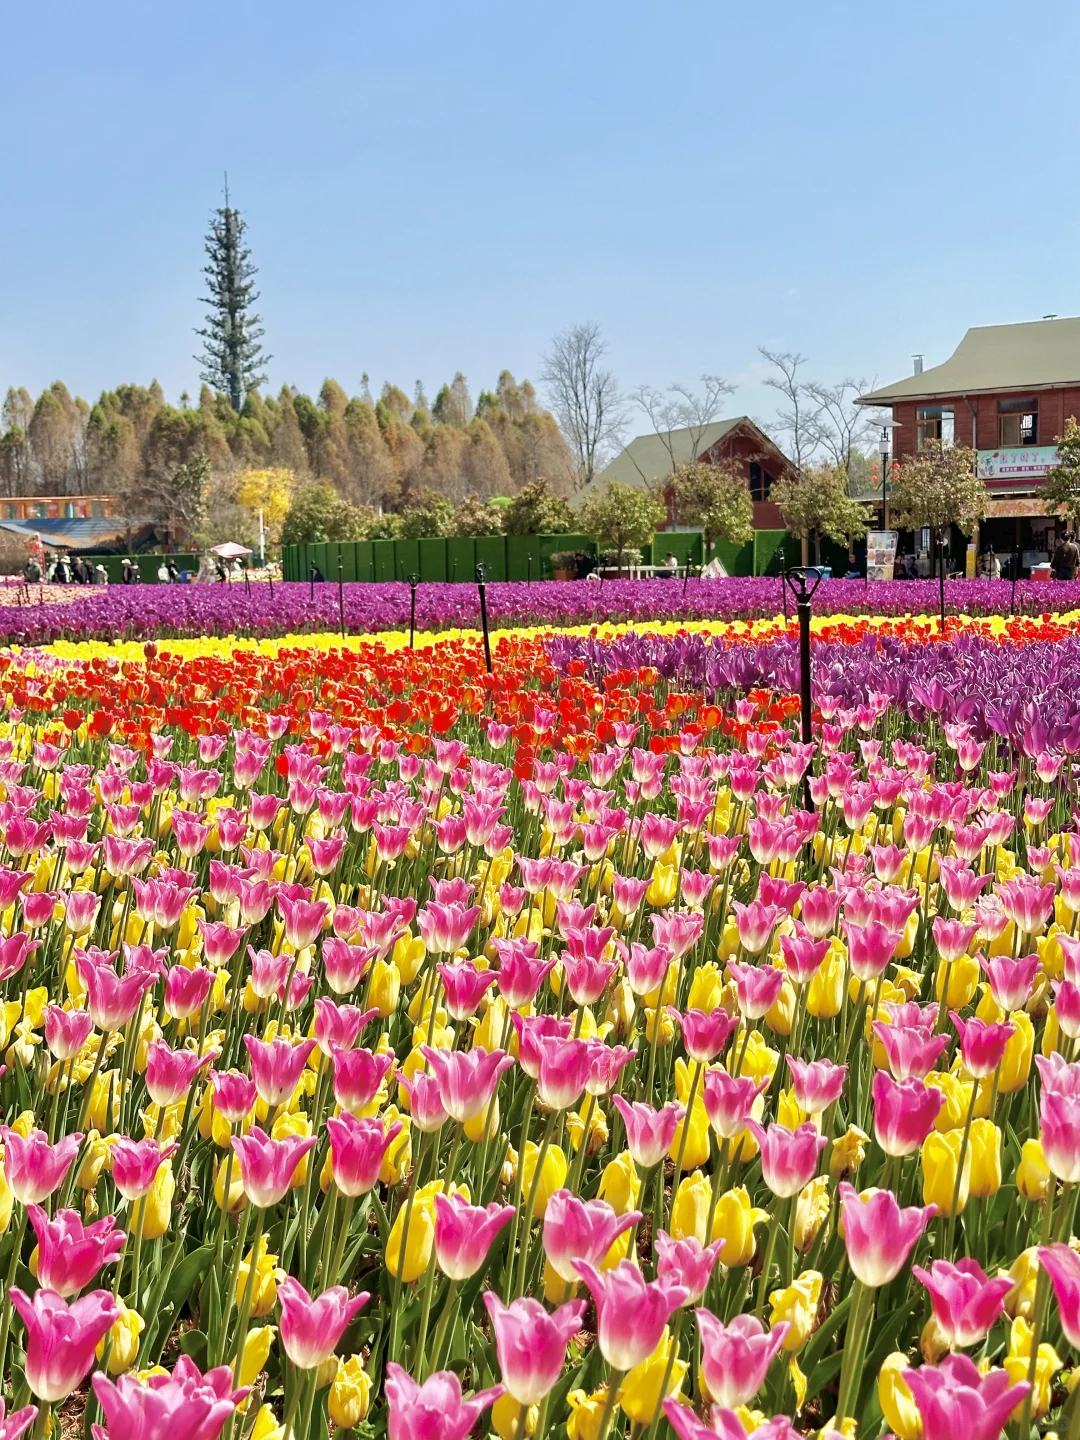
[859, 316, 1080, 573]
[575, 416, 798, 531]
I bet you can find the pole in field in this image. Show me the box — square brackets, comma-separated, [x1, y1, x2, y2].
[475, 563, 492, 674]
[783, 566, 825, 811]
[338, 560, 345, 637]
[526, 553, 532, 586]
[780, 555, 789, 623]
[408, 574, 419, 649]
[310, 565, 315, 601]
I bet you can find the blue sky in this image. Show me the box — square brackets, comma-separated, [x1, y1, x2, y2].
[3, 0, 1079, 437]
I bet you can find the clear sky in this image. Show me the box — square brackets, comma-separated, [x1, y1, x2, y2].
[3, 0, 1079, 436]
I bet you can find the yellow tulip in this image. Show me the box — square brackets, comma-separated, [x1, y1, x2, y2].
[806, 942, 845, 1019]
[96, 1301, 143, 1375]
[1016, 1138, 1051, 1203]
[236, 1235, 281, 1317]
[769, 1271, 822, 1351]
[0, 1160, 12, 1234]
[520, 1141, 567, 1219]
[618, 1328, 687, 1424]
[567, 1099, 608, 1157]
[76, 1131, 111, 1190]
[1004, 1248, 1040, 1320]
[925, 1070, 972, 1132]
[644, 1006, 676, 1048]
[830, 1126, 869, 1180]
[327, 1357, 373, 1429]
[795, 1176, 831, 1253]
[764, 974, 796, 1037]
[935, 952, 979, 1008]
[567, 1389, 609, 1440]
[998, 1010, 1034, 1093]
[921, 1129, 970, 1216]
[380, 1108, 413, 1183]
[670, 1170, 711, 1245]
[646, 862, 677, 908]
[1003, 1317, 1061, 1419]
[138, 1159, 174, 1240]
[214, 1156, 247, 1213]
[492, 1393, 538, 1440]
[670, 1062, 711, 1168]
[598, 1151, 642, 1215]
[777, 1088, 807, 1132]
[369, 958, 401, 1017]
[711, 1186, 768, 1266]
[728, 1029, 779, 1087]
[238, 1326, 276, 1388]
[270, 1111, 312, 1188]
[968, 1119, 1001, 1198]
[686, 963, 724, 1014]
[877, 1353, 921, 1440]
[386, 1183, 438, 1284]
[920, 1312, 950, 1363]
[250, 1406, 285, 1440]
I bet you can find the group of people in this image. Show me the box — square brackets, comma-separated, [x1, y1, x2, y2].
[24, 554, 108, 585]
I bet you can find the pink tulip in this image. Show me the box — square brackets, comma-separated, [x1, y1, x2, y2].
[903, 1353, 1029, 1440]
[1055, 979, 1080, 1040]
[872, 1020, 949, 1081]
[730, 901, 783, 955]
[483, 1292, 587, 1404]
[145, 1039, 216, 1107]
[313, 997, 376, 1055]
[9, 1286, 120, 1401]
[76, 954, 156, 1031]
[843, 920, 902, 982]
[611, 1096, 685, 1169]
[420, 1046, 514, 1125]
[246, 948, 293, 1001]
[662, 1401, 748, 1440]
[668, 1007, 739, 1063]
[417, 901, 480, 956]
[1042, 1090, 1080, 1183]
[745, 1121, 827, 1198]
[799, 886, 841, 938]
[0, 1128, 82, 1205]
[655, 1231, 725, 1304]
[436, 962, 496, 1021]
[209, 1070, 258, 1124]
[398, 1073, 449, 1133]
[434, 1192, 514, 1280]
[197, 920, 246, 968]
[534, 1035, 595, 1111]
[277, 894, 331, 950]
[384, 1364, 503, 1440]
[543, 1189, 642, 1283]
[331, 1046, 395, 1113]
[702, 1071, 766, 1139]
[511, 1015, 573, 1080]
[696, 1310, 790, 1408]
[326, 1113, 403, 1196]
[871, 1071, 945, 1157]
[27, 1204, 124, 1297]
[980, 953, 1040, 1011]
[573, 1259, 688, 1371]
[163, 963, 215, 1021]
[778, 928, 830, 985]
[932, 917, 980, 964]
[997, 876, 1055, 935]
[785, 1056, 846, 1115]
[231, 1126, 318, 1207]
[492, 938, 556, 1007]
[1039, 1244, 1080, 1349]
[276, 1276, 370, 1369]
[912, 1259, 1014, 1348]
[110, 1137, 178, 1201]
[626, 942, 674, 996]
[243, 1034, 317, 1107]
[838, 1183, 934, 1287]
[950, 1012, 1016, 1079]
[726, 962, 784, 1020]
[0, 1405, 37, 1440]
[64, 890, 101, 935]
[42, 1004, 93, 1062]
[93, 1356, 248, 1440]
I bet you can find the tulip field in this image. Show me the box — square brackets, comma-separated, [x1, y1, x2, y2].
[4, 594, 1080, 1440]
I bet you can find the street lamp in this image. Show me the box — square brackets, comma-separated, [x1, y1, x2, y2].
[877, 418, 901, 530]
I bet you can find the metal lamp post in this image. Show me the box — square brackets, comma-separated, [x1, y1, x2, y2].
[877, 418, 901, 531]
[782, 564, 825, 811]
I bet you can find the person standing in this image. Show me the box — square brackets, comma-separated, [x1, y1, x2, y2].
[1052, 531, 1080, 581]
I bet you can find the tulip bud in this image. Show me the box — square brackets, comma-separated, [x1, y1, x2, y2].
[921, 1128, 971, 1216]
[710, 1186, 768, 1267]
[328, 1356, 373, 1429]
[968, 1118, 1002, 1198]
[96, 1300, 144, 1375]
[878, 1353, 921, 1439]
[768, 1271, 822, 1351]
[1016, 1137, 1051, 1202]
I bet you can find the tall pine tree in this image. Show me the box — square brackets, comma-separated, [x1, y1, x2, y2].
[195, 181, 269, 412]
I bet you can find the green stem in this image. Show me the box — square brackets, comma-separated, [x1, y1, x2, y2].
[833, 1278, 874, 1428]
[594, 1371, 626, 1440]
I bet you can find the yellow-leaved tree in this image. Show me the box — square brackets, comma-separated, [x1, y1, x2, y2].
[235, 467, 295, 548]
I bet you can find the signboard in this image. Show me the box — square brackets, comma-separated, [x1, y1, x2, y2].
[977, 447, 1060, 485]
[866, 530, 898, 582]
[984, 496, 1054, 519]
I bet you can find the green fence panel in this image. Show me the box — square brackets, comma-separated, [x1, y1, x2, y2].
[354, 542, 374, 582]
[394, 539, 420, 581]
[446, 537, 477, 583]
[506, 534, 542, 582]
[711, 539, 754, 576]
[643, 532, 704, 568]
[372, 541, 396, 583]
[418, 538, 448, 582]
[538, 533, 593, 578]
[474, 535, 507, 581]
[337, 543, 358, 583]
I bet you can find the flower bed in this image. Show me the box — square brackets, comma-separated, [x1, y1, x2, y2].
[2, 576, 1079, 645]
[0, 625, 1075, 1440]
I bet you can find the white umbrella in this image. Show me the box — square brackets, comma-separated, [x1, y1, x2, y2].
[210, 542, 253, 559]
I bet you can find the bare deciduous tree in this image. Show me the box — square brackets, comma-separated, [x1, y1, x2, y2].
[630, 375, 735, 476]
[541, 322, 626, 489]
[759, 348, 813, 474]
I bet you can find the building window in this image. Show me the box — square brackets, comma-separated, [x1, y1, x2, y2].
[64, 502, 75, 518]
[916, 406, 954, 448]
[90, 501, 104, 517]
[4, 505, 14, 520]
[762, 470, 776, 498]
[749, 462, 762, 500]
[999, 397, 1038, 447]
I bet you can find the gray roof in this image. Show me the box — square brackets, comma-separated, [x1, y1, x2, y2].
[859, 316, 1080, 405]
[576, 417, 747, 502]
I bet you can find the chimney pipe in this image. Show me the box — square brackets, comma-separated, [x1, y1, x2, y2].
[912, 354, 924, 375]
